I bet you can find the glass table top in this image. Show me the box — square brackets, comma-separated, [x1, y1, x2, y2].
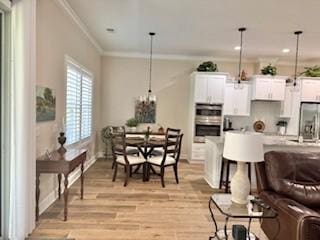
[211, 193, 277, 219]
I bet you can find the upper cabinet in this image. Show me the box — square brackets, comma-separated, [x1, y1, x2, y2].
[193, 72, 228, 104]
[280, 84, 301, 118]
[224, 82, 251, 116]
[300, 78, 320, 102]
[251, 75, 287, 101]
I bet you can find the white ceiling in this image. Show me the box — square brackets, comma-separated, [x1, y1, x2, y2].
[66, 0, 320, 61]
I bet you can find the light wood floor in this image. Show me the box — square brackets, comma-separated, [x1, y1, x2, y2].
[31, 158, 267, 240]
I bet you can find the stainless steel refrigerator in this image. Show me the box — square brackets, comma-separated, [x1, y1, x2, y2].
[299, 103, 320, 141]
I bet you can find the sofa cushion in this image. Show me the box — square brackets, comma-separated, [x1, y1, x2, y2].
[278, 179, 320, 207]
[264, 151, 320, 208]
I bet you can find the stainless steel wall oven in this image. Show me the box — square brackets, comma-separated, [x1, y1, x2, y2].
[194, 103, 222, 142]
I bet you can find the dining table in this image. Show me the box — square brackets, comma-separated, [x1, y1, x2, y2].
[125, 137, 173, 181]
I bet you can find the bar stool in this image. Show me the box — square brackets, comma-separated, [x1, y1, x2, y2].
[219, 157, 252, 193]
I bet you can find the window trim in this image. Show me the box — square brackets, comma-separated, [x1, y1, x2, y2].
[64, 55, 94, 148]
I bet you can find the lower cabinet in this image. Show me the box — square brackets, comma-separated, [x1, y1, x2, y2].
[204, 139, 223, 188]
[191, 143, 206, 161]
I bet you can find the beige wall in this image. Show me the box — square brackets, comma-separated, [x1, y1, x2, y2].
[100, 56, 309, 157]
[101, 56, 257, 156]
[36, 0, 101, 202]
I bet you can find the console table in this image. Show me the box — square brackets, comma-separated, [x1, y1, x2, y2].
[36, 149, 87, 221]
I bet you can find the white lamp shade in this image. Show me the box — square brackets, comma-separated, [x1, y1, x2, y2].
[223, 131, 264, 163]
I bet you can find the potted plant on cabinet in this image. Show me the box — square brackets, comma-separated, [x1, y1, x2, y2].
[301, 66, 320, 77]
[126, 117, 139, 132]
[261, 64, 277, 76]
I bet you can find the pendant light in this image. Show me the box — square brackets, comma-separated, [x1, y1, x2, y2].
[237, 27, 246, 84]
[293, 31, 303, 86]
[147, 32, 156, 102]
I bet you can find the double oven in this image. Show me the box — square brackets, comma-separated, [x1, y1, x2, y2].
[194, 103, 222, 143]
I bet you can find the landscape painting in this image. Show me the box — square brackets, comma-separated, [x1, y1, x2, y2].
[135, 100, 156, 123]
[36, 86, 56, 122]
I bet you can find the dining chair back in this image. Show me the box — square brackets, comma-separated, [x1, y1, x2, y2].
[162, 128, 181, 164]
[109, 127, 129, 164]
[110, 126, 146, 187]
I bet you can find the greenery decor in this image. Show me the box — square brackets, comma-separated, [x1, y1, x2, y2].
[126, 118, 139, 127]
[101, 127, 111, 144]
[261, 64, 277, 76]
[197, 61, 218, 72]
[101, 126, 112, 157]
[301, 66, 320, 77]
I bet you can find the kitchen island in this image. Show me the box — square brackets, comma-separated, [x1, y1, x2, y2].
[204, 134, 320, 189]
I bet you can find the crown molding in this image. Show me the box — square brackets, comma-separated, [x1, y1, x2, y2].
[103, 51, 320, 67]
[56, 0, 104, 54]
[103, 51, 257, 63]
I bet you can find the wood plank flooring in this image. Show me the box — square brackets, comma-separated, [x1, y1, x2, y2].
[31, 158, 268, 240]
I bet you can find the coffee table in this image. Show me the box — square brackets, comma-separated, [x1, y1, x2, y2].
[208, 193, 277, 240]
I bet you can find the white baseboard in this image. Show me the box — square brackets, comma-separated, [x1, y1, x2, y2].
[204, 176, 219, 189]
[39, 154, 97, 214]
[96, 151, 106, 158]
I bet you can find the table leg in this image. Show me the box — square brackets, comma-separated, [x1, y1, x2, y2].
[58, 173, 62, 200]
[35, 172, 40, 221]
[134, 165, 141, 174]
[208, 198, 219, 239]
[247, 218, 252, 239]
[224, 217, 229, 239]
[142, 163, 147, 182]
[63, 173, 69, 221]
[81, 160, 84, 200]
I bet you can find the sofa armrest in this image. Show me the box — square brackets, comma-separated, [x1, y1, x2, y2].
[300, 216, 320, 240]
[259, 195, 320, 240]
[255, 162, 269, 193]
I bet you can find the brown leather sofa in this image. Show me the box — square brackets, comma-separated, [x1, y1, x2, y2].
[255, 151, 320, 240]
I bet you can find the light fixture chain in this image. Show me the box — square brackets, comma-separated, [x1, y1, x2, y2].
[148, 33, 154, 94]
[238, 30, 243, 80]
[237, 27, 246, 84]
[293, 31, 302, 86]
[294, 34, 300, 81]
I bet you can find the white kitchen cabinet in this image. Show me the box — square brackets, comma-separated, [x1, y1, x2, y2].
[251, 75, 286, 101]
[193, 73, 227, 104]
[223, 83, 251, 116]
[207, 75, 226, 103]
[194, 75, 208, 103]
[191, 143, 206, 161]
[301, 79, 320, 102]
[271, 79, 287, 100]
[280, 86, 293, 118]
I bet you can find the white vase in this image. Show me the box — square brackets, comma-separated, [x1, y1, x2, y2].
[230, 162, 250, 205]
[128, 127, 137, 132]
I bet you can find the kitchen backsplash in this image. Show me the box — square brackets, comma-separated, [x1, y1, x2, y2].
[227, 101, 299, 135]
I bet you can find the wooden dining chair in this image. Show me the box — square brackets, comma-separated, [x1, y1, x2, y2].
[110, 130, 146, 186]
[147, 128, 183, 187]
[107, 126, 140, 169]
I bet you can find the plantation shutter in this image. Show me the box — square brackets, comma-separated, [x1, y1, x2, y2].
[81, 72, 92, 139]
[65, 60, 93, 145]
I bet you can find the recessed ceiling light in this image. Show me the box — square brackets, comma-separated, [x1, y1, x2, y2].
[106, 28, 115, 33]
[234, 46, 241, 51]
[282, 48, 290, 53]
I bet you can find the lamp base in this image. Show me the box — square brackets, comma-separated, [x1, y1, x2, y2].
[230, 162, 250, 205]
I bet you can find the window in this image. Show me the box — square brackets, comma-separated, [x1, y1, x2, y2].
[65, 59, 93, 145]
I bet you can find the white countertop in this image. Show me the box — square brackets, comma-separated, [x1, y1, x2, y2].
[206, 134, 320, 147]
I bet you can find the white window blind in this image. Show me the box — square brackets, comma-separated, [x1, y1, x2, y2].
[66, 61, 93, 145]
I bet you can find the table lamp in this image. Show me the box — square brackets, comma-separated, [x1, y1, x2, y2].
[223, 131, 264, 204]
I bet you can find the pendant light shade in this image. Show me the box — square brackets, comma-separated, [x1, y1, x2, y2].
[237, 27, 246, 84]
[293, 31, 303, 86]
